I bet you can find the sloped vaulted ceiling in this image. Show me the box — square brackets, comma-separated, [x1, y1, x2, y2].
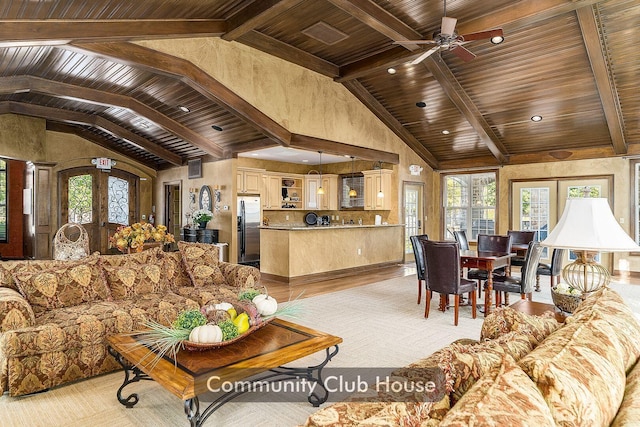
[0, 0, 637, 170]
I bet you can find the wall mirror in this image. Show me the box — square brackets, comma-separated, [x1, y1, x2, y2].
[199, 185, 212, 211]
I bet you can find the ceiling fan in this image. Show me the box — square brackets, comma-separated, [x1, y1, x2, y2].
[394, 0, 504, 65]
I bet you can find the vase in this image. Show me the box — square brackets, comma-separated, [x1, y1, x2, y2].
[198, 221, 207, 229]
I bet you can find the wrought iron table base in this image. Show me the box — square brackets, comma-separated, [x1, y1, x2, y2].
[109, 345, 339, 427]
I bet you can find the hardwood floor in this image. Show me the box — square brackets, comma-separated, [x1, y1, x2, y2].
[263, 263, 416, 302]
[262, 262, 640, 304]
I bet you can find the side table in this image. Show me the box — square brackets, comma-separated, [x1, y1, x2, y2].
[509, 300, 567, 323]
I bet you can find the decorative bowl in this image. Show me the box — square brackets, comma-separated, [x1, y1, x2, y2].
[182, 316, 274, 351]
[551, 286, 582, 314]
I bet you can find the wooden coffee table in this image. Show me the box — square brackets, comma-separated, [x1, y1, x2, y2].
[107, 318, 342, 427]
[509, 300, 567, 323]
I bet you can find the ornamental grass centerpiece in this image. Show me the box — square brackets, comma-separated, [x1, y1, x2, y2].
[132, 288, 301, 367]
[110, 222, 175, 253]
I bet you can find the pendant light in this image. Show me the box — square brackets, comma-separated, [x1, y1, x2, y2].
[317, 151, 325, 195]
[348, 156, 357, 198]
[377, 161, 384, 198]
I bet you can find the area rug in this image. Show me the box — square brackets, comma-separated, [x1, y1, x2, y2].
[1, 275, 638, 426]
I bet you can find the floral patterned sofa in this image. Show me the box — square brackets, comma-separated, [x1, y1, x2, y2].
[303, 287, 640, 426]
[0, 241, 260, 397]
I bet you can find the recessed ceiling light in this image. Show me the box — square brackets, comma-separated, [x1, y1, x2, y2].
[531, 115, 543, 122]
[251, 153, 258, 156]
[178, 105, 190, 113]
[416, 101, 427, 108]
[387, 67, 397, 74]
[137, 121, 150, 129]
[442, 130, 450, 135]
[302, 159, 309, 163]
[491, 35, 504, 44]
[211, 125, 223, 131]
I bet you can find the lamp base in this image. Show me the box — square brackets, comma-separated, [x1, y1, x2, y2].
[561, 250, 610, 295]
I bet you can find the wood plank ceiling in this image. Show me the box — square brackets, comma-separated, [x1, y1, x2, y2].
[0, 0, 637, 171]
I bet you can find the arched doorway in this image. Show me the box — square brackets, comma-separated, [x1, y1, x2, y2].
[59, 167, 139, 253]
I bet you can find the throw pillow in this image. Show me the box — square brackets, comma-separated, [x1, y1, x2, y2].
[439, 355, 555, 426]
[177, 241, 226, 288]
[12, 254, 112, 311]
[0, 261, 31, 291]
[480, 306, 560, 345]
[611, 358, 640, 426]
[102, 259, 169, 300]
[162, 251, 194, 291]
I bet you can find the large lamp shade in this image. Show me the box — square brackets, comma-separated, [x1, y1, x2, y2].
[541, 198, 639, 295]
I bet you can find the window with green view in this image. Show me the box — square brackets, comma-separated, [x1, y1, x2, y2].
[444, 172, 496, 240]
[0, 159, 7, 242]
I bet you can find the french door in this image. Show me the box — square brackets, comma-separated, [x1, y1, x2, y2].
[511, 177, 612, 268]
[59, 167, 138, 253]
[403, 182, 425, 262]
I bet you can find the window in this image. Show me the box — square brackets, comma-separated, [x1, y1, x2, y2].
[340, 173, 364, 209]
[108, 176, 130, 225]
[0, 159, 6, 242]
[444, 172, 496, 240]
[68, 174, 93, 224]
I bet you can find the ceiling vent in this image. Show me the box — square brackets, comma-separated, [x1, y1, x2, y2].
[302, 21, 348, 45]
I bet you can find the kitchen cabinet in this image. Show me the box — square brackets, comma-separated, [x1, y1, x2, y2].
[262, 174, 282, 209]
[237, 168, 263, 194]
[280, 175, 304, 210]
[304, 174, 338, 210]
[362, 169, 392, 210]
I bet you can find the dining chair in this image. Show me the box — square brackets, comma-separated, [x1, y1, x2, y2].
[453, 230, 470, 250]
[409, 234, 429, 304]
[467, 234, 512, 296]
[536, 248, 566, 291]
[491, 241, 543, 307]
[507, 230, 536, 267]
[421, 240, 477, 326]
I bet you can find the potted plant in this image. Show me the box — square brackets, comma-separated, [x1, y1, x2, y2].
[192, 209, 213, 229]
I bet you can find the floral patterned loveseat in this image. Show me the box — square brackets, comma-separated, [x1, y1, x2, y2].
[303, 287, 640, 426]
[0, 241, 259, 397]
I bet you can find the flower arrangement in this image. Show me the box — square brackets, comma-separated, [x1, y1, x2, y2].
[109, 222, 175, 253]
[192, 209, 213, 224]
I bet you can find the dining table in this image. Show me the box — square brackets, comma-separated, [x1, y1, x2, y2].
[460, 250, 514, 316]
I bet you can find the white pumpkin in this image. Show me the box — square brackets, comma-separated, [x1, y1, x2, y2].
[189, 324, 223, 343]
[252, 294, 278, 316]
[214, 302, 234, 311]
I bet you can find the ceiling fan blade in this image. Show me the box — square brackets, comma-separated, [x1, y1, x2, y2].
[459, 28, 503, 41]
[410, 46, 441, 65]
[450, 45, 476, 62]
[393, 40, 437, 45]
[441, 16, 457, 36]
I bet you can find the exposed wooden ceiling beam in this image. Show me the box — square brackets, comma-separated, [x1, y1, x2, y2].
[576, 5, 627, 155]
[337, 0, 602, 81]
[423, 56, 509, 164]
[0, 75, 224, 158]
[223, 0, 304, 41]
[326, 0, 422, 49]
[341, 79, 439, 168]
[46, 122, 160, 170]
[3, 101, 182, 166]
[69, 41, 292, 148]
[238, 30, 340, 78]
[290, 134, 399, 165]
[0, 20, 226, 43]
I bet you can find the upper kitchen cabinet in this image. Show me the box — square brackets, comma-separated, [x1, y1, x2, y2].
[262, 173, 282, 209]
[305, 174, 338, 211]
[237, 167, 263, 194]
[362, 169, 392, 210]
[280, 175, 304, 210]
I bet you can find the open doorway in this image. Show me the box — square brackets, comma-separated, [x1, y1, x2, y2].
[403, 181, 425, 263]
[164, 181, 182, 245]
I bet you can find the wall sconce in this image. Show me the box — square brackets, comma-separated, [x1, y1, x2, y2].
[213, 185, 222, 212]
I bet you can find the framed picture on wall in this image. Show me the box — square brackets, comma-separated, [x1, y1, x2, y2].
[199, 185, 212, 211]
[188, 158, 202, 179]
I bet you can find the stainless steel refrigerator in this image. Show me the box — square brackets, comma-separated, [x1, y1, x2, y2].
[237, 196, 261, 265]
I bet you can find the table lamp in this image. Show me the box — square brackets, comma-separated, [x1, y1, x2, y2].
[540, 198, 639, 294]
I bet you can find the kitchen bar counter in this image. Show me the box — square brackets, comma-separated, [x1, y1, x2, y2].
[260, 224, 404, 284]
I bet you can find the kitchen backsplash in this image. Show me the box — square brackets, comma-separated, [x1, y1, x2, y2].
[262, 210, 390, 226]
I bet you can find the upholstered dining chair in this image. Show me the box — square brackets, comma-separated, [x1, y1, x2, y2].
[507, 230, 536, 267]
[421, 240, 477, 326]
[491, 241, 543, 307]
[453, 230, 470, 250]
[536, 248, 566, 291]
[467, 234, 512, 297]
[410, 234, 429, 304]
